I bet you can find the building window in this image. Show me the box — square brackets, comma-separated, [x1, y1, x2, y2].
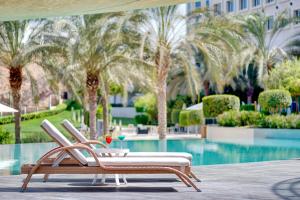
[265, 0, 274, 4]
[214, 3, 222, 15]
[267, 16, 274, 30]
[195, 1, 201, 8]
[294, 9, 300, 24]
[227, 1, 234, 12]
[240, 0, 248, 10]
[253, 0, 260, 7]
[206, 0, 210, 7]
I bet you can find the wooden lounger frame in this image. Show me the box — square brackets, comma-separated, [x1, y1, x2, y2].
[20, 125, 201, 192]
[61, 121, 201, 182]
[21, 144, 200, 192]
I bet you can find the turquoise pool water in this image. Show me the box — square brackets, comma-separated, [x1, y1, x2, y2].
[1, 138, 300, 176]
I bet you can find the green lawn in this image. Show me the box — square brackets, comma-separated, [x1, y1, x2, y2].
[112, 117, 136, 126]
[1, 111, 81, 142]
[1, 111, 135, 143]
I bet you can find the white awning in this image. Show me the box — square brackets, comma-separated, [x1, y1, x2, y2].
[186, 103, 202, 110]
[0, 0, 193, 21]
[0, 103, 18, 113]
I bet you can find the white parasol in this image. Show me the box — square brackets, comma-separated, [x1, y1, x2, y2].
[0, 103, 18, 113]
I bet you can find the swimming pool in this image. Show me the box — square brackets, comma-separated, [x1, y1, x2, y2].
[1, 138, 300, 176]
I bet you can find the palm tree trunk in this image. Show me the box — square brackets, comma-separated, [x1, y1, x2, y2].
[203, 80, 210, 96]
[157, 77, 167, 140]
[101, 93, 109, 136]
[103, 79, 110, 136]
[9, 67, 22, 144]
[88, 88, 97, 139]
[86, 72, 99, 140]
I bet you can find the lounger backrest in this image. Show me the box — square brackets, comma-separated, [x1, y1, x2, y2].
[41, 119, 88, 165]
[62, 119, 96, 150]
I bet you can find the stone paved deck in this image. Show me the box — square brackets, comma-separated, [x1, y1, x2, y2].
[0, 160, 299, 200]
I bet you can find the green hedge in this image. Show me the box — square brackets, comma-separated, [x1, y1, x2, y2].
[217, 111, 241, 127]
[260, 114, 300, 129]
[0, 127, 12, 144]
[171, 109, 181, 124]
[217, 111, 300, 129]
[179, 111, 189, 126]
[240, 111, 263, 126]
[134, 114, 150, 125]
[0, 104, 67, 125]
[217, 111, 263, 127]
[240, 104, 255, 111]
[258, 90, 292, 114]
[203, 95, 240, 118]
[179, 110, 203, 126]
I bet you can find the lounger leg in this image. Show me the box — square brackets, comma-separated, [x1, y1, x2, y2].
[177, 175, 191, 187]
[115, 174, 120, 186]
[190, 171, 201, 182]
[43, 174, 50, 182]
[122, 175, 127, 184]
[92, 174, 98, 185]
[21, 173, 34, 192]
[178, 173, 201, 192]
[101, 174, 106, 184]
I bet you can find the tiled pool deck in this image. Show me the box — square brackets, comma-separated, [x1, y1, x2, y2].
[0, 160, 299, 200]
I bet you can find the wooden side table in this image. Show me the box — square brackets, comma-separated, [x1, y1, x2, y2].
[92, 148, 130, 186]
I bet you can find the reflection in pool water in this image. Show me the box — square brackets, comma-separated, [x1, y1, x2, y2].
[1, 138, 300, 175]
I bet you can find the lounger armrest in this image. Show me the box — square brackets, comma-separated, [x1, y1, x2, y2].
[35, 144, 104, 168]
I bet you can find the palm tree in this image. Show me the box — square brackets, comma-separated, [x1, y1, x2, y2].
[0, 20, 60, 143]
[241, 11, 291, 85]
[51, 13, 142, 139]
[135, 6, 247, 139]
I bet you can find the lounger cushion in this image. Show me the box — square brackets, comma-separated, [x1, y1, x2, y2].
[41, 120, 88, 165]
[93, 149, 192, 161]
[62, 119, 96, 149]
[126, 152, 192, 161]
[86, 156, 190, 167]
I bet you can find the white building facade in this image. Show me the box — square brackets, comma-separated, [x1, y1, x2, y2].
[187, 0, 300, 47]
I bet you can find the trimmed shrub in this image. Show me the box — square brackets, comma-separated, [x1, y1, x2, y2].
[134, 93, 157, 123]
[259, 114, 300, 129]
[0, 116, 14, 125]
[84, 105, 111, 125]
[179, 111, 189, 126]
[0, 103, 67, 125]
[134, 114, 150, 125]
[189, 110, 203, 125]
[258, 90, 292, 114]
[218, 111, 300, 129]
[217, 111, 241, 127]
[179, 110, 203, 126]
[96, 105, 104, 119]
[171, 109, 181, 124]
[286, 115, 300, 129]
[0, 127, 12, 144]
[203, 95, 240, 118]
[240, 104, 255, 111]
[66, 100, 82, 110]
[261, 115, 287, 129]
[240, 111, 263, 126]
